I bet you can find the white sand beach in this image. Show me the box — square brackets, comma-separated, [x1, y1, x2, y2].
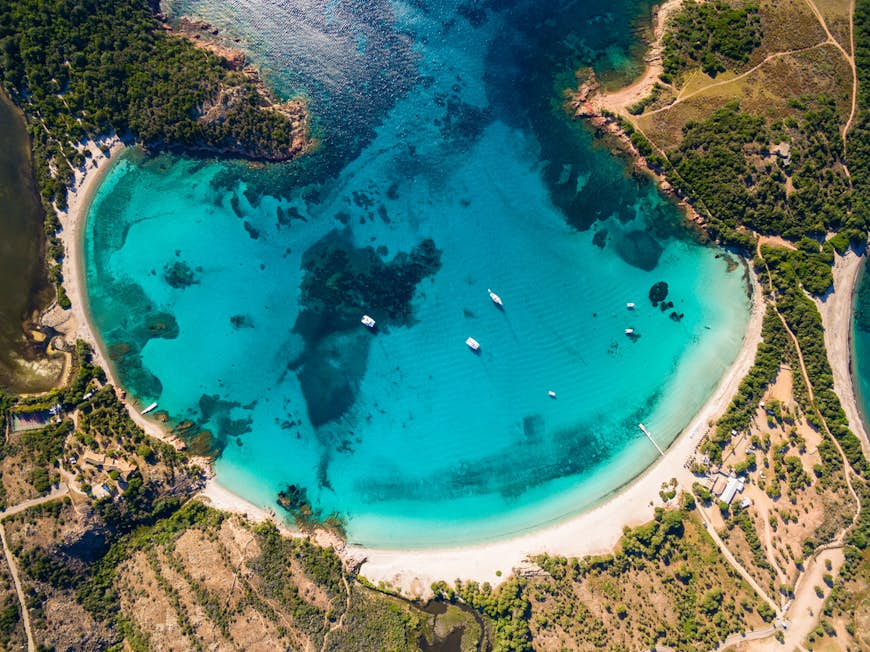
[52, 138, 188, 453]
[353, 279, 766, 597]
[816, 249, 870, 459]
[58, 137, 774, 598]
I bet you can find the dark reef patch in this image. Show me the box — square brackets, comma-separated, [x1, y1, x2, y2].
[230, 194, 244, 218]
[457, 1, 488, 27]
[107, 340, 163, 400]
[198, 393, 252, 449]
[198, 393, 241, 421]
[296, 353, 356, 428]
[592, 228, 608, 248]
[648, 281, 669, 306]
[290, 230, 442, 429]
[230, 314, 254, 329]
[135, 311, 180, 341]
[298, 229, 442, 328]
[522, 414, 545, 443]
[434, 94, 493, 145]
[163, 260, 198, 289]
[613, 229, 664, 271]
[353, 396, 658, 504]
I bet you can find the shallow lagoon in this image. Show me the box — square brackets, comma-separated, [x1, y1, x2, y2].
[85, 0, 751, 546]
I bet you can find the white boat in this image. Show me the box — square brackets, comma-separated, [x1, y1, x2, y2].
[142, 402, 158, 415]
[466, 337, 480, 351]
[548, 390, 557, 399]
[626, 302, 635, 309]
[624, 328, 634, 335]
[361, 314, 376, 328]
[487, 288, 503, 307]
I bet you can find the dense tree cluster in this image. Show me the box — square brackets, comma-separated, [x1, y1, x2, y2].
[0, 0, 305, 210]
[704, 308, 787, 460]
[848, 0, 870, 226]
[661, 0, 762, 80]
[666, 99, 860, 252]
[761, 247, 867, 475]
[432, 576, 532, 651]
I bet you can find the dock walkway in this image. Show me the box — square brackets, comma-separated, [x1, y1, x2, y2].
[638, 423, 665, 456]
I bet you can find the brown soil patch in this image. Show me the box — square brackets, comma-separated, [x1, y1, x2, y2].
[228, 605, 286, 650]
[172, 528, 241, 609]
[117, 550, 196, 651]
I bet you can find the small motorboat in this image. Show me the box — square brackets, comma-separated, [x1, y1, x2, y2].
[488, 288, 503, 307]
[624, 328, 634, 335]
[626, 302, 635, 310]
[361, 315, 376, 329]
[466, 337, 480, 351]
[548, 390, 557, 399]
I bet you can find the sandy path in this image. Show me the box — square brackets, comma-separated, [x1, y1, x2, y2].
[801, 0, 858, 146]
[736, 548, 845, 652]
[696, 502, 781, 615]
[0, 523, 35, 651]
[0, 484, 69, 519]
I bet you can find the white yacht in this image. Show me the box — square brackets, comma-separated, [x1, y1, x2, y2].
[487, 289, 503, 307]
[548, 390, 557, 399]
[361, 314, 376, 328]
[466, 337, 480, 351]
[626, 302, 635, 309]
[625, 328, 634, 335]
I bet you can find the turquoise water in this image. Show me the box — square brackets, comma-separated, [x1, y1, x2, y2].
[84, 0, 751, 547]
[853, 258, 870, 430]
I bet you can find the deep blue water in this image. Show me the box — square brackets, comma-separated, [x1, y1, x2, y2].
[83, 0, 751, 546]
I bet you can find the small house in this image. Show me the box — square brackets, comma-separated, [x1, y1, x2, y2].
[82, 451, 106, 468]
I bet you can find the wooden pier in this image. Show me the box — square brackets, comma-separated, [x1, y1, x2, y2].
[638, 423, 665, 457]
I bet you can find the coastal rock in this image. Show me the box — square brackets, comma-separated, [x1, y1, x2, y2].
[574, 102, 599, 118]
[174, 17, 247, 70]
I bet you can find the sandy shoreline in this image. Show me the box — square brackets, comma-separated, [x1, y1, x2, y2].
[56, 132, 771, 598]
[816, 249, 870, 459]
[355, 276, 766, 596]
[47, 0, 778, 599]
[590, 0, 682, 116]
[54, 141, 312, 531]
[52, 138, 190, 453]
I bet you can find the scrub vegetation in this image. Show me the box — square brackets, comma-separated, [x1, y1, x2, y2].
[661, 0, 762, 80]
[628, 0, 865, 262]
[434, 505, 768, 651]
[0, 0, 869, 649]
